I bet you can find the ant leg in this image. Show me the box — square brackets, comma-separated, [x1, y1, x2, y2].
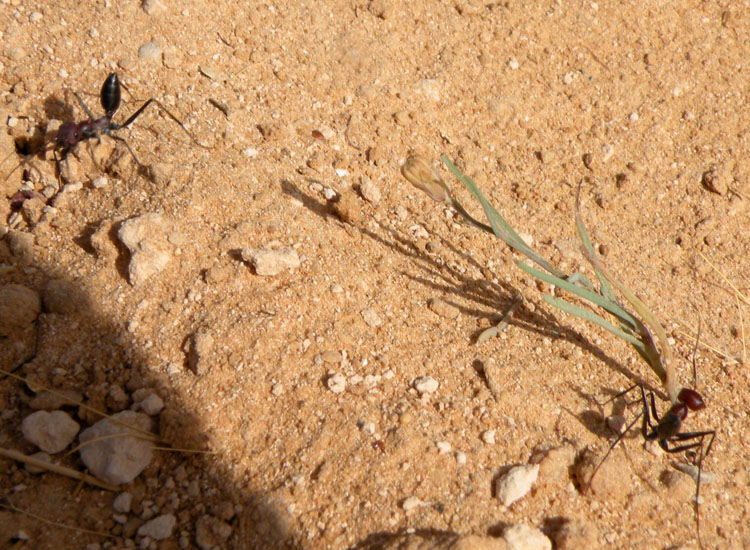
[663, 430, 716, 455]
[588, 409, 643, 487]
[108, 134, 143, 168]
[115, 98, 208, 148]
[73, 92, 96, 121]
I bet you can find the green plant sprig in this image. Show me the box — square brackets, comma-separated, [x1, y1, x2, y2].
[401, 154, 679, 402]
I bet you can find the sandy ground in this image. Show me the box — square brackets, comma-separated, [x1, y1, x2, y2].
[1, 1, 749, 549]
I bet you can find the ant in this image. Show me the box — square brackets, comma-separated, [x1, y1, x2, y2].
[590, 383, 715, 548]
[54, 72, 206, 176]
[4, 72, 205, 191]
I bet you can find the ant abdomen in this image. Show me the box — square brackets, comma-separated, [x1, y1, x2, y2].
[100, 73, 121, 117]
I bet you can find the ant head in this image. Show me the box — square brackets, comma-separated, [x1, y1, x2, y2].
[56, 122, 80, 148]
[100, 73, 121, 117]
[677, 388, 706, 411]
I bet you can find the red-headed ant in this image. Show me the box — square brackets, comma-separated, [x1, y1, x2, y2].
[590, 383, 715, 548]
[4, 72, 206, 192]
[54, 72, 206, 174]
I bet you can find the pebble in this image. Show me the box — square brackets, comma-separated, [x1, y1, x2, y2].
[28, 389, 82, 410]
[43, 279, 81, 315]
[413, 376, 438, 394]
[113, 492, 133, 513]
[417, 79, 441, 101]
[332, 190, 361, 224]
[503, 523, 551, 550]
[427, 297, 460, 319]
[361, 308, 382, 328]
[142, 0, 165, 15]
[138, 41, 161, 61]
[495, 464, 539, 506]
[436, 441, 451, 454]
[481, 430, 496, 445]
[321, 350, 343, 363]
[188, 331, 214, 375]
[702, 164, 731, 195]
[508, 58, 519, 70]
[456, 451, 467, 465]
[535, 444, 576, 483]
[359, 177, 381, 204]
[195, 515, 233, 550]
[327, 373, 346, 394]
[29, 11, 43, 23]
[117, 213, 172, 286]
[136, 393, 164, 416]
[92, 176, 108, 189]
[21, 410, 79, 453]
[0, 284, 40, 336]
[242, 147, 258, 158]
[241, 247, 300, 276]
[401, 496, 424, 511]
[79, 410, 154, 485]
[553, 519, 599, 550]
[137, 513, 175, 540]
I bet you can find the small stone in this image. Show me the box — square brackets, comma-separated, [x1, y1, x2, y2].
[21, 410, 80, 453]
[436, 441, 451, 454]
[0, 284, 40, 336]
[553, 519, 599, 550]
[508, 58, 519, 70]
[113, 492, 133, 513]
[136, 514, 175, 540]
[331, 190, 361, 224]
[413, 376, 439, 394]
[503, 523, 551, 550]
[188, 331, 214, 375]
[361, 308, 382, 328]
[601, 143, 614, 162]
[359, 177, 381, 204]
[195, 515, 233, 550]
[79, 410, 154, 485]
[43, 279, 82, 315]
[535, 445, 576, 483]
[456, 451, 467, 465]
[28, 389, 82, 410]
[702, 164, 731, 195]
[417, 79, 441, 101]
[321, 350, 343, 363]
[117, 213, 172, 286]
[582, 153, 594, 170]
[482, 430, 496, 445]
[326, 373, 346, 394]
[241, 248, 300, 276]
[242, 147, 258, 158]
[495, 464, 539, 506]
[138, 41, 161, 61]
[427, 297, 460, 319]
[200, 65, 222, 81]
[29, 11, 43, 22]
[606, 414, 626, 434]
[92, 176, 108, 188]
[137, 393, 164, 416]
[271, 383, 284, 396]
[401, 496, 424, 511]
[141, 0, 165, 14]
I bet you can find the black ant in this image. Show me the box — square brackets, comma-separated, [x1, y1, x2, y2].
[590, 384, 715, 548]
[4, 72, 206, 191]
[54, 72, 206, 175]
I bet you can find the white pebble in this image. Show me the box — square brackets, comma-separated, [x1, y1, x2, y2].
[628, 112, 639, 122]
[241, 248, 300, 276]
[481, 430, 496, 445]
[436, 441, 451, 454]
[401, 496, 424, 511]
[495, 464, 540, 507]
[29, 12, 43, 23]
[335, 168, 349, 177]
[271, 383, 284, 396]
[508, 58, 519, 70]
[455, 451, 467, 465]
[92, 176, 108, 189]
[7, 117, 18, 128]
[327, 373, 346, 394]
[242, 147, 258, 158]
[138, 41, 161, 60]
[503, 523, 551, 550]
[323, 187, 337, 200]
[413, 376, 438, 394]
[361, 308, 382, 328]
[113, 492, 133, 513]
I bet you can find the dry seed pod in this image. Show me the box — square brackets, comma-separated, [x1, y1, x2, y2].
[401, 155, 452, 204]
